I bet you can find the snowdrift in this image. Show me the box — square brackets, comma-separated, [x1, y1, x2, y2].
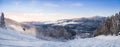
[0, 28, 120, 47]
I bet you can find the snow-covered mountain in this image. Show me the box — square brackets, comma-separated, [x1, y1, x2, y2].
[1, 12, 120, 47]
[1, 14, 106, 40]
[24, 16, 106, 38]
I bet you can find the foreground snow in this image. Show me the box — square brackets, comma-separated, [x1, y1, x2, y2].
[0, 28, 120, 47]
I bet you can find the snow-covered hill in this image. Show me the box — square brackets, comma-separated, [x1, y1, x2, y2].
[0, 27, 120, 47]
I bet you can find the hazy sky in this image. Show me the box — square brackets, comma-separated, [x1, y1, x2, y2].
[0, 0, 120, 22]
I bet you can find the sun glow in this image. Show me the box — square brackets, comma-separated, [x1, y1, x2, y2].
[5, 12, 81, 22]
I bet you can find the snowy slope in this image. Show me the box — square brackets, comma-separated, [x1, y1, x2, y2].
[0, 28, 120, 47]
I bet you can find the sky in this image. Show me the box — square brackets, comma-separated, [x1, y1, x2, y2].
[0, 0, 120, 22]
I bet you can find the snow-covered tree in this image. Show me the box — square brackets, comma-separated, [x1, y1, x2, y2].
[0, 12, 5, 28]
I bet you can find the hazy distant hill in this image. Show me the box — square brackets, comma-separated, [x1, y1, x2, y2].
[23, 16, 106, 38]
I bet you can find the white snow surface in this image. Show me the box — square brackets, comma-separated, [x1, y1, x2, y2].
[0, 28, 120, 47]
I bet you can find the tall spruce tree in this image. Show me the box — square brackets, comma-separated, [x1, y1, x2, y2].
[0, 12, 5, 27]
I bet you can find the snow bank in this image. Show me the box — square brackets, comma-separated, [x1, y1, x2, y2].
[95, 35, 119, 40]
[0, 28, 120, 47]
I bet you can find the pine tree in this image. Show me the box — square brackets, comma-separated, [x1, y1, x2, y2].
[119, 12, 120, 14]
[94, 12, 120, 36]
[0, 12, 5, 27]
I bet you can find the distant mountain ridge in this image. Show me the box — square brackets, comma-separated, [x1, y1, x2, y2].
[23, 16, 106, 38]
